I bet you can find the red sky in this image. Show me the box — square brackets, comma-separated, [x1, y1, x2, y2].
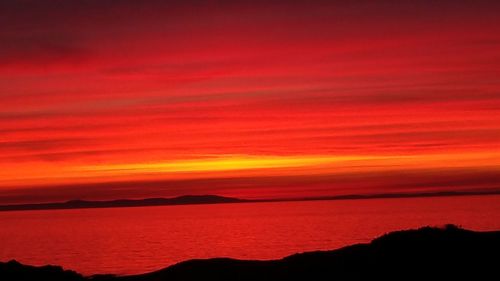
[1, 0, 500, 204]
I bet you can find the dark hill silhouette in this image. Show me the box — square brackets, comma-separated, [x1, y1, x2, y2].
[2, 190, 500, 212]
[0, 195, 245, 212]
[1, 225, 499, 280]
[0, 260, 84, 281]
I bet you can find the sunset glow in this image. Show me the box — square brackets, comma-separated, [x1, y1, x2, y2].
[1, 1, 500, 203]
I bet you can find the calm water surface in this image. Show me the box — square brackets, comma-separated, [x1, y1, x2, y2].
[1, 195, 500, 275]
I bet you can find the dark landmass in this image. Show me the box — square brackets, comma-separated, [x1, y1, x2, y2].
[0, 195, 246, 212]
[1, 189, 500, 212]
[1, 225, 500, 280]
[287, 189, 500, 202]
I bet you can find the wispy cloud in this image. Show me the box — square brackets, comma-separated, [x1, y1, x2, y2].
[0, 1, 499, 203]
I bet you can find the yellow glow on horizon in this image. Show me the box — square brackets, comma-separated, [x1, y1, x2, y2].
[78, 154, 373, 174]
[75, 151, 500, 178]
[1, 152, 499, 188]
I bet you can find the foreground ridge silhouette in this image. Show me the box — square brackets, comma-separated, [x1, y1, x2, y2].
[1, 225, 499, 281]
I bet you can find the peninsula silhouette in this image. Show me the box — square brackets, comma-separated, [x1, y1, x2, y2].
[1, 190, 500, 212]
[0, 195, 245, 212]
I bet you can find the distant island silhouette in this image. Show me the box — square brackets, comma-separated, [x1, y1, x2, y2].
[1, 190, 500, 212]
[1, 225, 499, 280]
[0, 195, 246, 212]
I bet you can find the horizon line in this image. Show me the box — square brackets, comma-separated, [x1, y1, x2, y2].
[1, 189, 500, 212]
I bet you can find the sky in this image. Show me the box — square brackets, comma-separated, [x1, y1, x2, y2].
[1, 0, 500, 204]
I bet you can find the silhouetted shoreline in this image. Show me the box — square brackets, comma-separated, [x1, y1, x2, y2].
[1, 225, 499, 280]
[0, 195, 246, 212]
[1, 190, 500, 212]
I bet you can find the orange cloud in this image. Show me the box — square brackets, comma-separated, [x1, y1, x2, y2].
[1, 1, 499, 203]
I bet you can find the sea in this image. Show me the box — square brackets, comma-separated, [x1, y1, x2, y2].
[1, 195, 500, 275]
